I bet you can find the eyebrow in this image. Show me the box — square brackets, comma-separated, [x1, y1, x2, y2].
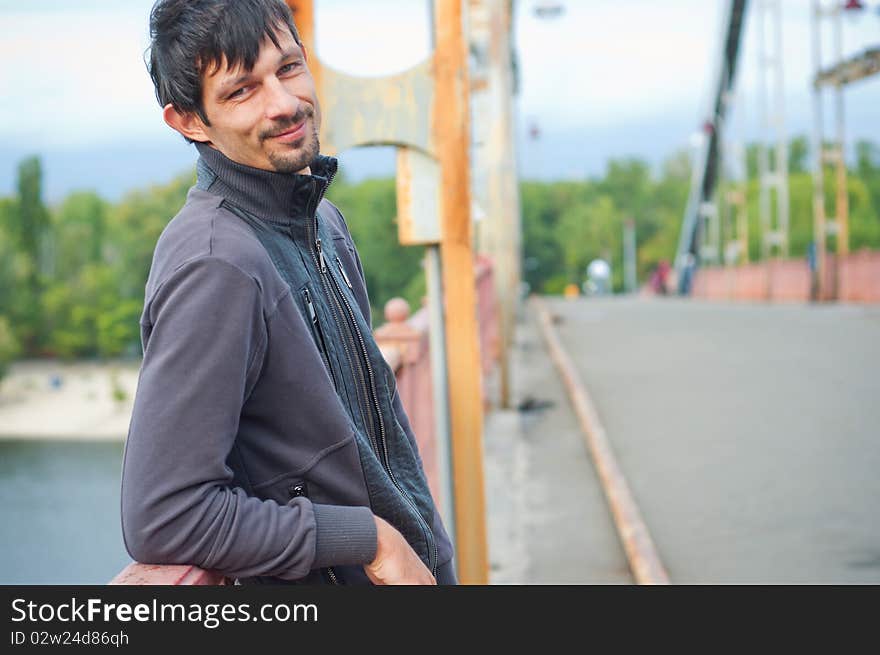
[215, 48, 301, 98]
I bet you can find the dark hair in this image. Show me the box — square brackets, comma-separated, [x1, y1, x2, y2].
[147, 0, 301, 128]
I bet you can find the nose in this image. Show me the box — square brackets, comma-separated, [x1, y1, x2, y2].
[263, 76, 298, 120]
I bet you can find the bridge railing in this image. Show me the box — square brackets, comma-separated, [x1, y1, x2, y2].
[109, 564, 228, 585]
[110, 257, 500, 584]
[691, 250, 880, 303]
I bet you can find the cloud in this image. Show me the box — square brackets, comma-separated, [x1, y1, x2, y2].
[515, 0, 880, 139]
[515, 0, 721, 130]
[314, 0, 433, 75]
[0, 4, 162, 148]
[0, 0, 876, 156]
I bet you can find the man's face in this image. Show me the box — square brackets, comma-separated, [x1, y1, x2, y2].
[197, 26, 321, 174]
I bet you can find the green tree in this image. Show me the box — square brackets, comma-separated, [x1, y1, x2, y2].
[855, 140, 880, 223]
[558, 194, 621, 290]
[51, 191, 107, 280]
[97, 300, 143, 358]
[789, 135, 809, 174]
[0, 315, 20, 381]
[42, 263, 128, 359]
[0, 198, 18, 318]
[105, 170, 196, 303]
[746, 134, 810, 178]
[6, 157, 51, 352]
[519, 180, 593, 293]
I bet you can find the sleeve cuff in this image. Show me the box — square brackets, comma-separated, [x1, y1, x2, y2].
[311, 504, 378, 568]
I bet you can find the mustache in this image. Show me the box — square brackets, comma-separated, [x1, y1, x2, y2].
[259, 105, 314, 140]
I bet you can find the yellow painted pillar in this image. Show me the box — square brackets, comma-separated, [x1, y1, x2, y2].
[433, 0, 489, 585]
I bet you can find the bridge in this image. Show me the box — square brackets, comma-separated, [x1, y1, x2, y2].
[501, 295, 880, 583]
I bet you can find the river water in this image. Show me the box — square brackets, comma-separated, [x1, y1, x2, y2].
[0, 440, 132, 584]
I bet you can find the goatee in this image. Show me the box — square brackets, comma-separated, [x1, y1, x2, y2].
[261, 107, 320, 174]
[267, 127, 320, 174]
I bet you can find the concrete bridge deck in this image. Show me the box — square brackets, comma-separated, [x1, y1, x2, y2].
[488, 296, 880, 583]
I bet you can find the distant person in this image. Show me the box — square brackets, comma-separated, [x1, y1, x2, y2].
[650, 260, 670, 295]
[586, 258, 611, 296]
[120, 0, 454, 585]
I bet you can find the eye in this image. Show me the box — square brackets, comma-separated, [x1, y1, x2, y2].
[228, 86, 250, 100]
[279, 61, 301, 75]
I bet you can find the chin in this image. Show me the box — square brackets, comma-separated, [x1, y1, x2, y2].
[268, 155, 308, 174]
[268, 139, 319, 174]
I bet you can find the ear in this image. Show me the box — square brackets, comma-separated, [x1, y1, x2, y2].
[162, 104, 210, 142]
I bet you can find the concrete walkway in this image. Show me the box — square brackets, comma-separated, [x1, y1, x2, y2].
[546, 296, 880, 583]
[484, 305, 632, 584]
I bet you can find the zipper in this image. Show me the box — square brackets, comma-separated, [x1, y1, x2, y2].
[288, 483, 340, 585]
[302, 288, 339, 391]
[313, 238, 378, 454]
[308, 187, 437, 577]
[326, 265, 439, 578]
[305, 184, 377, 454]
[223, 188, 438, 578]
[336, 255, 353, 289]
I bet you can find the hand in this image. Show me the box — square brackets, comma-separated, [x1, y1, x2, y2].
[363, 515, 436, 585]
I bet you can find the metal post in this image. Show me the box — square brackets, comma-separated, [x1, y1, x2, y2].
[624, 219, 637, 294]
[756, 1, 771, 261]
[736, 85, 750, 265]
[468, 0, 521, 409]
[491, 0, 520, 410]
[754, 0, 789, 300]
[721, 78, 748, 267]
[756, 0, 789, 263]
[810, 0, 828, 300]
[434, 0, 488, 585]
[832, 7, 850, 257]
[773, 0, 790, 259]
[424, 245, 457, 552]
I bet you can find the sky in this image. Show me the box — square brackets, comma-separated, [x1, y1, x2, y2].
[0, 0, 878, 201]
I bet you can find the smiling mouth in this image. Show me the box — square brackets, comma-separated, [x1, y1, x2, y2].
[268, 121, 306, 142]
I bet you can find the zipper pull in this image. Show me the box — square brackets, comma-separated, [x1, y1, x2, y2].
[336, 256, 353, 289]
[303, 289, 318, 324]
[316, 238, 327, 273]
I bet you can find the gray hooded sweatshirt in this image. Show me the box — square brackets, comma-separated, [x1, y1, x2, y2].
[120, 142, 456, 585]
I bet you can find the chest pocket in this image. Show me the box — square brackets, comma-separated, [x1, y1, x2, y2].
[298, 283, 339, 392]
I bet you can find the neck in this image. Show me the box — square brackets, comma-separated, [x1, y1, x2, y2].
[194, 142, 336, 223]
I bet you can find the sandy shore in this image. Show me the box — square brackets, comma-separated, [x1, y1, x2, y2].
[0, 348, 399, 441]
[0, 360, 141, 440]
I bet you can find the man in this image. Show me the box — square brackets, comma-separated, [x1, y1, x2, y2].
[120, 0, 456, 585]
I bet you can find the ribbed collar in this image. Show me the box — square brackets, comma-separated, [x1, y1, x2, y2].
[194, 141, 337, 223]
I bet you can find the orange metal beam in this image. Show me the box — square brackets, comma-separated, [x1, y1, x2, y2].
[433, 0, 488, 585]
